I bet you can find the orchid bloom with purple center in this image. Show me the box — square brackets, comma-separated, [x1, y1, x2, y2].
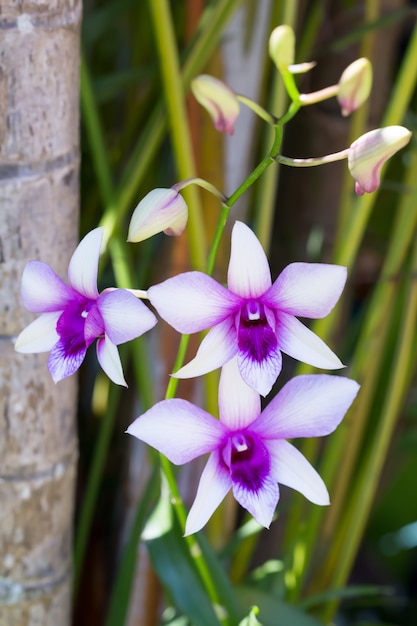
[127, 358, 360, 534]
[148, 221, 347, 396]
[15, 227, 157, 385]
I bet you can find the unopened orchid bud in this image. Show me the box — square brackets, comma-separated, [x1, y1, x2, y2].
[191, 75, 239, 135]
[269, 25, 295, 71]
[337, 58, 372, 116]
[348, 126, 411, 195]
[128, 188, 188, 242]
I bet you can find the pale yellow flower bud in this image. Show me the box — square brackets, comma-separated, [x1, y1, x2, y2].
[128, 188, 188, 242]
[337, 58, 373, 116]
[269, 25, 295, 71]
[348, 126, 411, 195]
[191, 75, 239, 135]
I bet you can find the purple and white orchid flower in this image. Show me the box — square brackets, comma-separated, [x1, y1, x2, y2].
[127, 358, 359, 534]
[15, 227, 157, 385]
[148, 221, 347, 396]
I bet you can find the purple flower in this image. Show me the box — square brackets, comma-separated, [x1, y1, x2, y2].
[127, 358, 360, 534]
[15, 227, 157, 385]
[148, 221, 347, 396]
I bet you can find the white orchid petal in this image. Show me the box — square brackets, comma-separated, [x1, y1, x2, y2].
[96, 336, 126, 386]
[173, 320, 237, 379]
[233, 475, 279, 528]
[127, 399, 225, 464]
[278, 313, 344, 370]
[148, 272, 240, 334]
[20, 262, 73, 313]
[253, 374, 360, 440]
[98, 289, 157, 345]
[68, 228, 103, 299]
[269, 440, 330, 505]
[15, 312, 61, 353]
[265, 263, 347, 318]
[217, 358, 261, 429]
[185, 452, 231, 535]
[227, 221, 271, 298]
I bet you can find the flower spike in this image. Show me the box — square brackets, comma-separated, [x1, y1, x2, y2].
[148, 221, 347, 396]
[128, 188, 188, 243]
[348, 126, 412, 195]
[15, 227, 157, 385]
[191, 74, 240, 135]
[127, 358, 360, 534]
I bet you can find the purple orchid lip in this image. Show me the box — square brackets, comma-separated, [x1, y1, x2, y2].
[148, 220, 347, 396]
[126, 358, 360, 534]
[15, 227, 157, 385]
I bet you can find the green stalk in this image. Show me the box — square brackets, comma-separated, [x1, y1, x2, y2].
[100, 0, 242, 243]
[320, 231, 417, 622]
[254, 0, 299, 250]
[73, 380, 122, 597]
[148, 0, 206, 271]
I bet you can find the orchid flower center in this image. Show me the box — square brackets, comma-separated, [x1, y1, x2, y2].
[238, 300, 278, 362]
[222, 430, 270, 492]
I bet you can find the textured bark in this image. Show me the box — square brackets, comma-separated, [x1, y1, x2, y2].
[0, 1, 81, 624]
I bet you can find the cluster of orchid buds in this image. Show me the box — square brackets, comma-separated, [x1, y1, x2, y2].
[15, 25, 411, 533]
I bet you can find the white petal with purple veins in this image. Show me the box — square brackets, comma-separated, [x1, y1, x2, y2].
[233, 475, 279, 528]
[173, 319, 237, 379]
[253, 374, 360, 440]
[227, 222, 272, 298]
[68, 228, 102, 299]
[264, 263, 347, 318]
[48, 338, 87, 383]
[126, 399, 225, 464]
[148, 272, 240, 334]
[96, 336, 126, 386]
[237, 345, 282, 397]
[218, 358, 261, 429]
[20, 262, 74, 312]
[277, 313, 344, 370]
[269, 440, 330, 505]
[185, 452, 231, 535]
[98, 289, 157, 345]
[15, 312, 61, 353]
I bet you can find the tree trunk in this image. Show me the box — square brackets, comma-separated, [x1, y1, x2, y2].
[0, 1, 81, 623]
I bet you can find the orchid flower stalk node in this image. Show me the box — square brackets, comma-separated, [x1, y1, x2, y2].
[126, 358, 360, 535]
[128, 188, 188, 243]
[148, 221, 347, 396]
[337, 57, 372, 116]
[348, 125, 412, 195]
[15, 227, 157, 385]
[191, 74, 240, 135]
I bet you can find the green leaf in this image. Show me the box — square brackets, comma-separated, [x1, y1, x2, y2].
[235, 586, 323, 626]
[147, 525, 222, 626]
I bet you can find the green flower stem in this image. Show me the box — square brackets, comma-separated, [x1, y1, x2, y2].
[173, 177, 227, 203]
[320, 235, 417, 623]
[277, 148, 349, 167]
[236, 94, 277, 125]
[298, 84, 339, 105]
[148, 0, 206, 271]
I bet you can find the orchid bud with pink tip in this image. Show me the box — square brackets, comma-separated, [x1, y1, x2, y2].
[128, 188, 188, 243]
[348, 126, 411, 195]
[337, 58, 372, 116]
[191, 75, 240, 135]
